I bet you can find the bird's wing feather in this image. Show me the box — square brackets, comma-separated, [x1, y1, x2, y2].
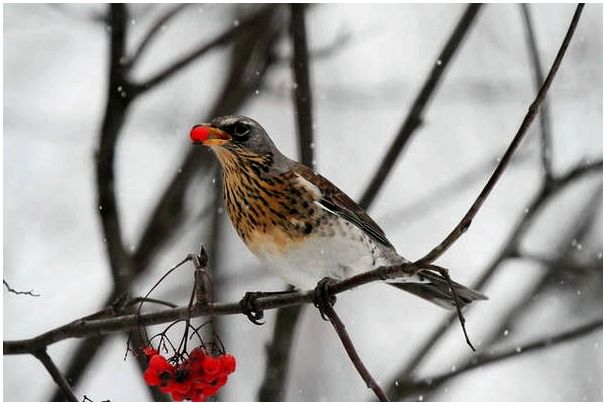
[293, 164, 393, 248]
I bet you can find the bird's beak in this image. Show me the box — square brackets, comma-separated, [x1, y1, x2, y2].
[190, 124, 231, 146]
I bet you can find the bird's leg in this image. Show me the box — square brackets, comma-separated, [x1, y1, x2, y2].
[239, 290, 293, 325]
[313, 277, 337, 321]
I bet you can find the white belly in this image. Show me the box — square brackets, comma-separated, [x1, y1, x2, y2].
[249, 218, 398, 290]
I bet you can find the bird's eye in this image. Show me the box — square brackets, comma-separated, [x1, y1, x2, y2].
[232, 122, 251, 141]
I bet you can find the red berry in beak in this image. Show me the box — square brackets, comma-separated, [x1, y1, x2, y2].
[190, 125, 209, 144]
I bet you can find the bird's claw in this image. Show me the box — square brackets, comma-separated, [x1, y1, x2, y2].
[313, 277, 337, 321]
[240, 292, 265, 325]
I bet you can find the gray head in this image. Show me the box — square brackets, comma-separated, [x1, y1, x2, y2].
[190, 115, 279, 156]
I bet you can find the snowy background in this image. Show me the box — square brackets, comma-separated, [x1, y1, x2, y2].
[4, 3, 603, 401]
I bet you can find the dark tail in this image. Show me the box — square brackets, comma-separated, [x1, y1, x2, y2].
[391, 269, 487, 310]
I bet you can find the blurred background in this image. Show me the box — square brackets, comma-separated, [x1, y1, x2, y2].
[3, 3, 603, 401]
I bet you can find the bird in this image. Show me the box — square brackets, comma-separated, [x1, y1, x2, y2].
[189, 115, 487, 310]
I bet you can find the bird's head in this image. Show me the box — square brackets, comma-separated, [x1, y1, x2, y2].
[190, 115, 278, 158]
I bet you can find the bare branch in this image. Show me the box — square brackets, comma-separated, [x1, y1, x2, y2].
[1, 260, 422, 355]
[394, 319, 602, 399]
[127, 4, 189, 68]
[133, 5, 276, 94]
[33, 349, 79, 402]
[521, 3, 554, 182]
[323, 303, 390, 401]
[3, 279, 40, 297]
[418, 4, 585, 264]
[290, 3, 315, 168]
[359, 4, 482, 210]
[95, 3, 134, 293]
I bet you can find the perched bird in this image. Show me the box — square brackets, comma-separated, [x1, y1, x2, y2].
[190, 115, 487, 309]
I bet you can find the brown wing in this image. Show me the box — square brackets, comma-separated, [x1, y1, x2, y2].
[293, 163, 393, 248]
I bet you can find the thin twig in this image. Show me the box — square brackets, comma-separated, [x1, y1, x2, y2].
[127, 3, 189, 68]
[3, 279, 40, 297]
[520, 3, 554, 182]
[393, 319, 602, 398]
[418, 4, 585, 264]
[133, 5, 275, 94]
[359, 4, 482, 210]
[323, 304, 390, 401]
[33, 349, 79, 402]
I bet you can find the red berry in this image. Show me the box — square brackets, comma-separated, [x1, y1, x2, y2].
[202, 356, 220, 375]
[218, 354, 236, 374]
[149, 355, 173, 373]
[190, 125, 209, 144]
[192, 391, 207, 402]
[171, 391, 185, 402]
[214, 375, 228, 388]
[143, 368, 160, 386]
[143, 346, 158, 357]
[172, 381, 192, 395]
[201, 385, 219, 397]
[189, 347, 206, 362]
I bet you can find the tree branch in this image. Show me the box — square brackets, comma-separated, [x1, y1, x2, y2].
[3, 279, 40, 297]
[33, 349, 79, 402]
[520, 3, 554, 182]
[3, 261, 430, 355]
[394, 319, 602, 398]
[323, 303, 390, 401]
[132, 5, 276, 94]
[126, 3, 189, 68]
[418, 4, 585, 264]
[290, 3, 315, 168]
[359, 4, 482, 210]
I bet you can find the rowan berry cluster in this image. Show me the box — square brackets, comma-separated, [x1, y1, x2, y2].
[143, 346, 236, 402]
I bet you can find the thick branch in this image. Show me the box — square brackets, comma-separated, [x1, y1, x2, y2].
[3, 261, 424, 355]
[95, 3, 134, 293]
[359, 4, 482, 210]
[418, 4, 585, 264]
[290, 3, 314, 168]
